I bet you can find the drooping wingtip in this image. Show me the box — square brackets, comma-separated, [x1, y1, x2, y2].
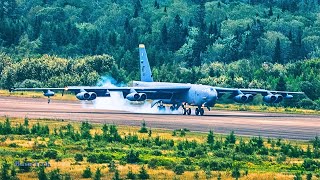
[139, 44, 145, 48]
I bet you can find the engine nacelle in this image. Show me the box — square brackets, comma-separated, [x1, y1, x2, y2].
[88, 92, 97, 100]
[263, 95, 277, 103]
[233, 94, 247, 103]
[76, 92, 90, 100]
[138, 93, 147, 101]
[44, 90, 55, 97]
[245, 94, 254, 103]
[273, 94, 283, 103]
[126, 93, 147, 101]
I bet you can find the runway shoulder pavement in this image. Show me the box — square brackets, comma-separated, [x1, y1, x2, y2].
[0, 96, 319, 140]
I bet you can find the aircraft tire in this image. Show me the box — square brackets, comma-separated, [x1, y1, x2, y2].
[187, 108, 191, 115]
[170, 106, 174, 111]
[200, 108, 204, 116]
[182, 108, 187, 115]
[195, 108, 199, 116]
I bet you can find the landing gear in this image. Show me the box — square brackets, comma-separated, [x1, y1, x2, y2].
[169, 104, 179, 111]
[187, 108, 191, 115]
[157, 101, 166, 111]
[48, 97, 51, 104]
[195, 107, 205, 116]
[157, 105, 166, 111]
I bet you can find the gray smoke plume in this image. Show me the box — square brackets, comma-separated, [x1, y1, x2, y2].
[81, 76, 180, 114]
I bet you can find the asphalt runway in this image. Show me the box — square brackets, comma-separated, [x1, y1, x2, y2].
[0, 97, 319, 140]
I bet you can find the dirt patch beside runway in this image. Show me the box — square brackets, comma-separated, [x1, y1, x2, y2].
[0, 96, 319, 140]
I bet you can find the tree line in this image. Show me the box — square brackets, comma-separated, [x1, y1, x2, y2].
[0, 0, 320, 109]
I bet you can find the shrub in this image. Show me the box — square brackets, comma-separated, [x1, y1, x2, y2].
[87, 153, 112, 163]
[43, 149, 58, 159]
[74, 153, 83, 162]
[48, 169, 63, 180]
[151, 150, 162, 156]
[173, 164, 185, 175]
[138, 166, 149, 179]
[126, 168, 136, 179]
[148, 158, 158, 169]
[93, 168, 102, 180]
[126, 149, 140, 163]
[82, 166, 92, 178]
[139, 121, 148, 133]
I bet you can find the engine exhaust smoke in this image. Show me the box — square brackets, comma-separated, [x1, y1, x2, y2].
[81, 76, 180, 114]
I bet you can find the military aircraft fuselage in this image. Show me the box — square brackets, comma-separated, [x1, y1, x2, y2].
[133, 81, 217, 107]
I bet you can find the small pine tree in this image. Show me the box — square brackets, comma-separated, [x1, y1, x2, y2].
[172, 130, 177, 136]
[112, 169, 121, 180]
[204, 167, 212, 180]
[232, 163, 241, 180]
[94, 168, 102, 180]
[180, 129, 186, 137]
[138, 166, 149, 179]
[226, 131, 236, 144]
[139, 121, 148, 133]
[217, 173, 222, 180]
[0, 161, 10, 180]
[74, 153, 83, 162]
[207, 130, 214, 145]
[82, 166, 92, 178]
[148, 128, 152, 137]
[173, 164, 185, 175]
[293, 172, 302, 180]
[108, 160, 117, 172]
[194, 172, 200, 180]
[37, 166, 48, 180]
[126, 168, 136, 179]
[306, 173, 312, 180]
[306, 145, 312, 158]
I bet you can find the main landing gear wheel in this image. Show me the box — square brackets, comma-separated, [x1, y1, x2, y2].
[195, 107, 205, 116]
[199, 108, 204, 116]
[187, 108, 191, 115]
[183, 108, 187, 115]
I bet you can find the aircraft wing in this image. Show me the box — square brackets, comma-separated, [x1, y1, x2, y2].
[10, 86, 191, 94]
[215, 87, 304, 96]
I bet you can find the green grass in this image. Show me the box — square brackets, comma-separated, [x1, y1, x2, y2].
[0, 117, 319, 180]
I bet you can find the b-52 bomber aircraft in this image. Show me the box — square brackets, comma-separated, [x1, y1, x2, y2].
[11, 44, 304, 116]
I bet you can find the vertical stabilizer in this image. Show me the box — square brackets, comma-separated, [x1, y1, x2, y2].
[139, 44, 153, 82]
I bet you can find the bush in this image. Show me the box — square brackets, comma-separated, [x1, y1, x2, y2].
[126, 149, 140, 163]
[82, 166, 92, 178]
[87, 153, 112, 163]
[74, 153, 83, 162]
[148, 158, 158, 169]
[43, 149, 58, 159]
[94, 168, 102, 180]
[139, 121, 148, 133]
[173, 164, 185, 175]
[151, 150, 162, 156]
[303, 158, 320, 171]
[138, 166, 149, 179]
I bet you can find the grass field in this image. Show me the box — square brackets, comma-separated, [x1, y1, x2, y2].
[0, 116, 319, 180]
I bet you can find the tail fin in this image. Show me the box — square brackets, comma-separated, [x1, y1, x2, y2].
[139, 44, 153, 82]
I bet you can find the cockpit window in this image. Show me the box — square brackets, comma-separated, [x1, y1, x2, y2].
[210, 87, 214, 91]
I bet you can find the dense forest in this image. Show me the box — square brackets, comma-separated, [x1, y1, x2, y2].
[0, 0, 320, 109]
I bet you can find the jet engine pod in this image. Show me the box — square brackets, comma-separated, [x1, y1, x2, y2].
[273, 94, 283, 103]
[138, 93, 147, 101]
[43, 90, 55, 97]
[245, 94, 254, 102]
[126, 93, 140, 101]
[88, 92, 97, 100]
[233, 94, 247, 103]
[263, 94, 277, 103]
[76, 92, 90, 100]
